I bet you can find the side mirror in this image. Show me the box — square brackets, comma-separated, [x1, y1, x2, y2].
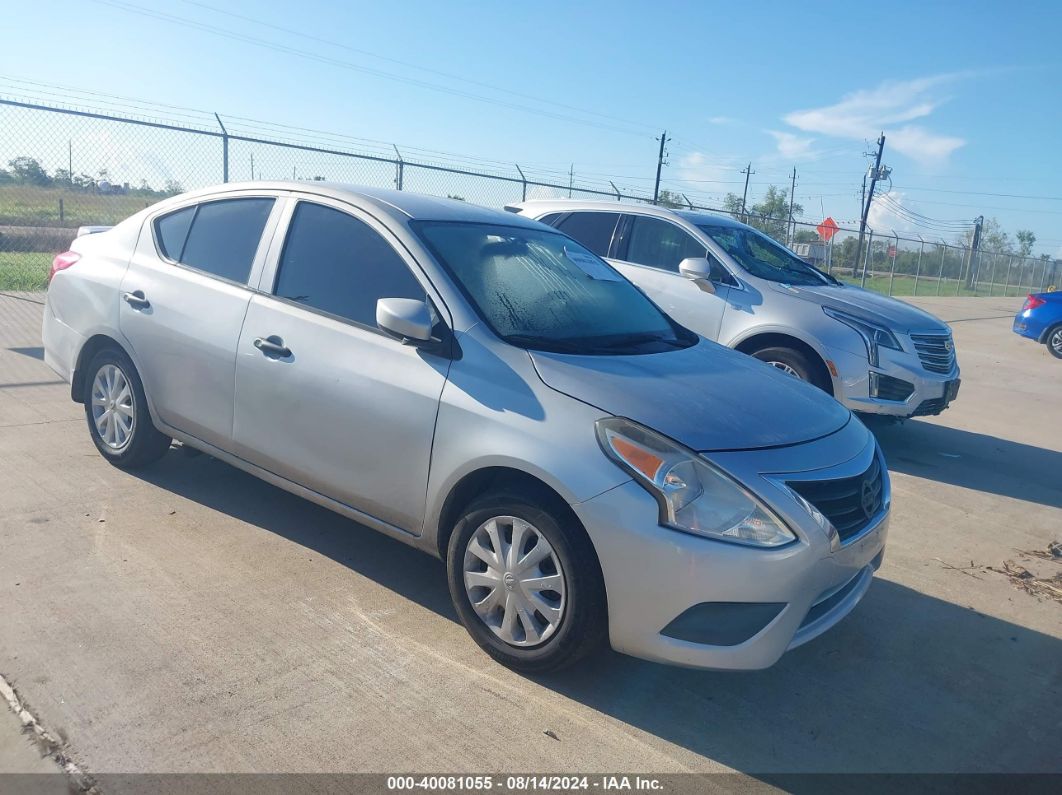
[678, 257, 717, 294]
[376, 297, 433, 343]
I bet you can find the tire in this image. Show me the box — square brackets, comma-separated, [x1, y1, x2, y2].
[446, 492, 607, 673]
[750, 345, 829, 391]
[83, 346, 172, 469]
[1046, 325, 1062, 359]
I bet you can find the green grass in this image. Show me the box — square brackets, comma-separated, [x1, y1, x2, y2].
[0, 251, 50, 291]
[0, 184, 158, 227]
[833, 272, 1036, 299]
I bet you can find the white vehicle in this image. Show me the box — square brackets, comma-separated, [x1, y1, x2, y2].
[512, 200, 960, 418]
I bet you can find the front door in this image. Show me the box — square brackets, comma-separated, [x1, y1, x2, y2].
[610, 214, 731, 341]
[232, 199, 450, 534]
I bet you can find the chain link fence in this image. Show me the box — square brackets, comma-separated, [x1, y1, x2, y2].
[2, 97, 1058, 297]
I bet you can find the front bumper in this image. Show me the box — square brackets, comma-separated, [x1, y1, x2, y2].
[829, 345, 959, 418]
[572, 426, 889, 670]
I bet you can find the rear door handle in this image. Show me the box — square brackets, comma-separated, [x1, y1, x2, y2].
[253, 336, 291, 358]
[122, 290, 150, 310]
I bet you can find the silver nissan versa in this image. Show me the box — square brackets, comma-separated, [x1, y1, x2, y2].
[513, 200, 960, 418]
[43, 182, 889, 672]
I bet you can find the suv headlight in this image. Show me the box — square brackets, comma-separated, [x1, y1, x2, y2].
[823, 307, 901, 366]
[596, 417, 796, 548]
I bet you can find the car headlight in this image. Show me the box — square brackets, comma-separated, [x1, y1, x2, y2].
[595, 417, 796, 548]
[823, 307, 901, 366]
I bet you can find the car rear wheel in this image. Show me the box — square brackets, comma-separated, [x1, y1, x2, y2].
[446, 492, 606, 672]
[84, 347, 172, 469]
[750, 345, 829, 391]
[1047, 325, 1062, 359]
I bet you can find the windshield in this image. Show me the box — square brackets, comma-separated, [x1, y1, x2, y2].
[696, 223, 831, 286]
[415, 221, 695, 355]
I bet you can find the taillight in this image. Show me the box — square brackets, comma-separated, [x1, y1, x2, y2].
[49, 251, 80, 283]
[1022, 294, 1046, 311]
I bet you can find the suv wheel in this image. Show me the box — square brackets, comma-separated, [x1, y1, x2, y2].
[84, 347, 172, 469]
[446, 493, 606, 672]
[751, 345, 829, 391]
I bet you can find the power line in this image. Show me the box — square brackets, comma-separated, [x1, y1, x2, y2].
[88, 0, 658, 138]
[171, 0, 662, 138]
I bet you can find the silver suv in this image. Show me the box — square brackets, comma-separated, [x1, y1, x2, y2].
[43, 182, 888, 672]
[512, 200, 960, 417]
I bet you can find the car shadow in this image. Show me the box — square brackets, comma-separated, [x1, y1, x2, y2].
[8, 346, 45, 360]
[864, 417, 1062, 510]
[135, 452, 1060, 774]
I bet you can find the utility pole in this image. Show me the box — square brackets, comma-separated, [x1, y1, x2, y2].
[787, 167, 797, 246]
[653, 130, 670, 205]
[68, 140, 72, 184]
[568, 163, 574, 198]
[740, 162, 754, 220]
[856, 133, 886, 274]
[965, 215, 984, 289]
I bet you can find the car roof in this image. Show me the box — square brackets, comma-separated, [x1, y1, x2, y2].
[173, 181, 545, 229]
[511, 198, 748, 229]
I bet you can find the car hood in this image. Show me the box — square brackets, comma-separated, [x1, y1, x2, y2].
[529, 339, 851, 452]
[772, 283, 949, 332]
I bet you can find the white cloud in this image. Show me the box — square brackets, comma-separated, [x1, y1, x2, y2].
[707, 116, 735, 125]
[767, 130, 816, 160]
[783, 75, 966, 166]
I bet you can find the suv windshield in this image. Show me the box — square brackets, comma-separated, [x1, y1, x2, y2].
[696, 223, 832, 286]
[415, 221, 695, 355]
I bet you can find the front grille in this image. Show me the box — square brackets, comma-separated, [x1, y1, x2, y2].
[910, 332, 956, 374]
[789, 457, 884, 543]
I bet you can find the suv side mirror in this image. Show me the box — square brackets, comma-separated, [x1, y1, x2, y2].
[376, 297, 433, 343]
[678, 257, 717, 294]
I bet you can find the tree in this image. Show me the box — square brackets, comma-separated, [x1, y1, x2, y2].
[655, 189, 687, 209]
[1015, 229, 1036, 258]
[8, 156, 51, 186]
[162, 179, 184, 196]
[748, 185, 802, 242]
[793, 229, 819, 243]
[721, 192, 744, 217]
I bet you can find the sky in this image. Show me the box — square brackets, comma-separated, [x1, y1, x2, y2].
[3, 0, 1062, 255]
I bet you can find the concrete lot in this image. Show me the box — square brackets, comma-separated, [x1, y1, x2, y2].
[0, 291, 1059, 779]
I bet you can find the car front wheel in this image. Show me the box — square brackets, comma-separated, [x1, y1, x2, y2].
[84, 347, 172, 469]
[446, 492, 606, 672]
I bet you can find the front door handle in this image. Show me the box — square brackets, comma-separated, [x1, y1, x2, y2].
[253, 336, 292, 358]
[122, 290, 150, 310]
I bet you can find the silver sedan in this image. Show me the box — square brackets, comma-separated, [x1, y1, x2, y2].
[43, 182, 888, 671]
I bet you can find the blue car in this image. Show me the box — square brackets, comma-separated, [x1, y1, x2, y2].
[1013, 292, 1062, 359]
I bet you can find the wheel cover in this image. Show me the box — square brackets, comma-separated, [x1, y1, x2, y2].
[462, 515, 567, 648]
[1051, 328, 1062, 355]
[91, 363, 135, 451]
[766, 360, 801, 378]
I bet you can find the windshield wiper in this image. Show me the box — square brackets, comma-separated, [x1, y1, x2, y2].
[596, 332, 685, 350]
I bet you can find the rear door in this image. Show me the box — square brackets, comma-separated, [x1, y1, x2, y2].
[120, 194, 282, 448]
[232, 197, 450, 534]
[610, 214, 731, 340]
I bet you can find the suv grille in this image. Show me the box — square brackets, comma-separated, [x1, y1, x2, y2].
[789, 457, 884, 543]
[910, 333, 956, 374]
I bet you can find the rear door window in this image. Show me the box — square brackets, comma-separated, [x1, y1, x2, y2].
[179, 199, 275, 284]
[555, 212, 620, 257]
[155, 198, 274, 284]
[624, 216, 706, 272]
